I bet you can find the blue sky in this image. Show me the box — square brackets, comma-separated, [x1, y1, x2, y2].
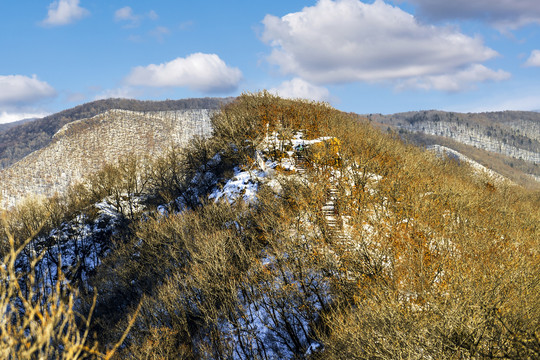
[1, 0, 540, 123]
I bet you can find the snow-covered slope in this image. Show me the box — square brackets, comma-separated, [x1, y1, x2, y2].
[427, 145, 509, 183]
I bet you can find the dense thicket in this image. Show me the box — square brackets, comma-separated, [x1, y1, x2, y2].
[1, 92, 539, 359]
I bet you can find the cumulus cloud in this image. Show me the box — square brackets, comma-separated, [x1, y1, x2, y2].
[124, 53, 242, 93]
[261, 0, 506, 91]
[395, 0, 540, 29]
[397, 64, 510, 92]
[524, 50, 540, 67]
[0, 75, 56, 106]
[42, 0, 89, 26]
[270, 78, 330, 101]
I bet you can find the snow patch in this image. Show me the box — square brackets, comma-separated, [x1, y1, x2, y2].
[209, 167, 264, 204]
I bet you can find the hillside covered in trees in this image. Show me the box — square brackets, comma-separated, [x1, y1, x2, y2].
[0, 117, 35, 133]
[1, 93, 539, 359]
[0, 97, 231, 169]
[0, 108, 214, 209]
[370, 110, 540, 188]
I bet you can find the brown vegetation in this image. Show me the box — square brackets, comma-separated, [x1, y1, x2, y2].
[1, 92, 539, 359]
[0, 214, 138, 359]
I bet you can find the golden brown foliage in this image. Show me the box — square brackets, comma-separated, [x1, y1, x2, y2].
[3, 92, 539, 359]
[0, 216, 101, 359]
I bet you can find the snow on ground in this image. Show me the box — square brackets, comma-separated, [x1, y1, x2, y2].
[17, 194, 140, 293]
[209, 167, 264, 204]
[207, 132, 345, 357]
[427, 145, 509, 183]
[210, 133, 342, 204]
[260, 131, 333, 153]
[95, 192, 147, 219]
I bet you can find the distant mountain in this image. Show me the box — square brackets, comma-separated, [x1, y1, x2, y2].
[0, 117, 36, 133]
[0, 97, 232, 169]
[0, 108, 214, 208]
[3, 102, 539, 208]
[369, 110, 540, 188]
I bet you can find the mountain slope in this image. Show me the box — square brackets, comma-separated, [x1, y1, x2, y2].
[0, 97, 231, 169]
[0, 117, 35, 133]
[2, 93, 538, 359]
[0, 92, 540, 360]
[0, 109, 213, 208]
[369, 110, 540, 187]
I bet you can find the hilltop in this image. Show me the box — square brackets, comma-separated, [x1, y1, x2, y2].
[3, 99, 539, 209]
[1, 93, 538, 359]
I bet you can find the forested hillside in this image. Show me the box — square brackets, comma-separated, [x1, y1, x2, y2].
[0, 117, 35, 133]
[0, 97, 231, 169]
[1, 93, 539, 359]
[370, 110, 540, 188]
[0, 109, 213, 209]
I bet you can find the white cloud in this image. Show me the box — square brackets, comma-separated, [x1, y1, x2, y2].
[270, 78, 330, 101]
[262, 0, 505, 91]
[94, 86, 142, 100]
[114, 6, 158, 27]
[150, 26, 170, 42]
[398, 64, 511, 92]
[465, 94, 540, 112]
[148, 10, 159, 21]
[0, 111, 49, 125]
[115, 6, 137, 22]
[395, 0, 540, 30]
[124, 53, 242, 93]
[42, 0, 89, 26]
[525, 50, 540, 67]
[0, 75, 56, 106]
